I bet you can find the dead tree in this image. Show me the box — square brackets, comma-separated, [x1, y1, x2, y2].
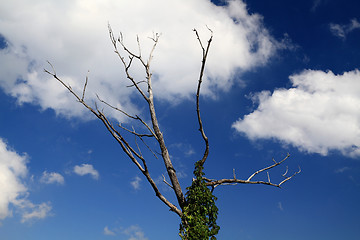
[45, 25, 300, 222]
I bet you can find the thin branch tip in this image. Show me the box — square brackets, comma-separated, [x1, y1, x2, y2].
[205, 153, 299, 189]
[45, 60, 57, 76]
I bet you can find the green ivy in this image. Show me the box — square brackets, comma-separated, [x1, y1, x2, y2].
[179, 161, 220, 240]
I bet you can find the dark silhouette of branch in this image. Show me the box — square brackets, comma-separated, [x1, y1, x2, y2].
[194, 28, 213, 168]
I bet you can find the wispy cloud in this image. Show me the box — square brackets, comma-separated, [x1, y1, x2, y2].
[335, 167, 351, 173]
[40, 171, 65, 185]
[104, 224, 148, 240]
[0, 138, 52, 222]
[104, 226, 116, 236]
[330, 18, 360, 39]
[123, 225, 148, 240]
[19, 201, 52, 223]
[278, 202, 284, 211]
[233, 69, 360, 157]
[73, 164, 99, 180]
[170, 143, 195, 157]
[130, 176, 142, 190]
[311, 0, 324, 12]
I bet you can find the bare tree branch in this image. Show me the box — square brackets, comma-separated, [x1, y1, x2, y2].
[193, 28, 213, 168]
[111, 25, 186, 208]
[133, 126, 143, 157]
[127, 80, 147, 88]
[139, 137, 159, 160]
[44, 61, 182, 217]
[144, 38, 186, 208]
[108, 24, 149, 101]
[81, 71, 89, 101]
[280, 166, 301, 185]
[96, 94, 137, 120]
[118, 123, 154, 138]
[96, 94, 158, 139]
[162, 174, 174, 189]
[204, 154, 300, 189]
[47, 25, 186, 214]
[246, 153, 290, 182]
[45, 26, 299, 222]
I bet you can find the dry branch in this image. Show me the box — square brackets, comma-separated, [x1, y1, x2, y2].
[44, 58, 183, 216]
[45, 26, 300, 222]
[204, 154, 301, 189]
[194, 28, 213, 168]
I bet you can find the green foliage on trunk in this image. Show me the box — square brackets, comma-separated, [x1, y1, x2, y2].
[179, 161, 220, 240]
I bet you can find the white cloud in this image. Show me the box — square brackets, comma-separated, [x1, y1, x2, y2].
[104, 226, 116, 236]
[311, 0, 324, 12]
[103, 224, 147, 240]
[335, 166, 351, 173]
[0, 138, 52, 222]
[130, 176, 142, 190]
[40, 171, 65, 185]
[233, 69, 360, 157]
[19, 201, 52, 223]
[0, 138, 27, 220]
[170, 143, 195, 156]
[0, 0, 283, 120]
[330, 18, 360, 39]
[278, 202, 284, 211]
[123, 225, 148, 240]
[73, 164, 99, 180]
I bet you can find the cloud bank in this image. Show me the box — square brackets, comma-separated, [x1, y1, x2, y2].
[0, 0, 281, 120]
[233, 69, 360, 157]
[0, 138, 51, 222]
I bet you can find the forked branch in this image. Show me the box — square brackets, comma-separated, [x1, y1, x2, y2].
[109, 26, 190, 211]
[194, 28, 213, 168]
[204, 154, 301, 189]
[44, 60, 183, 217]
[45, 26, 300, 222]
[108, 25, 186, 210]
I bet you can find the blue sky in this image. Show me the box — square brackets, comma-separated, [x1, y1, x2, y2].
[0, 0, 360, 239]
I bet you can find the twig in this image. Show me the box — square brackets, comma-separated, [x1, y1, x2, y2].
[133, 126, 143, 158]
[282, 166, 289, 177]
[118, 123, 154, 138]
[139, 137, 159, 160]
[127, 80, 147, 88]
[247, 153, 290, 182]
[278, 166, 301, 186]
[162, 174, 174, 189]
[96, 94, 137, 119]
[81, 71, 89, 101]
